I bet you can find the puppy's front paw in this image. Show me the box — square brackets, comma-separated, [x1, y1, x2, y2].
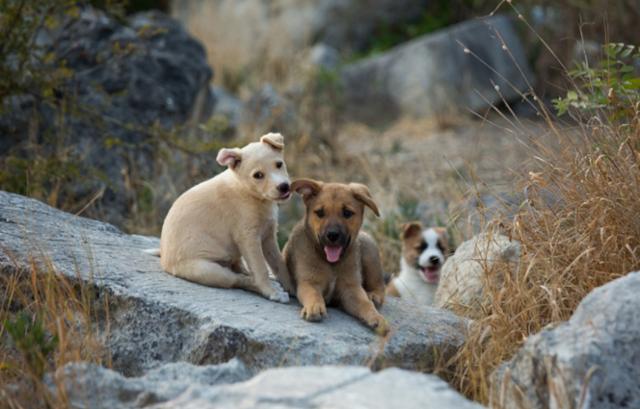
[366, 314, 390, 336]
[367, 290, 385, 307]
[300, 302, 327, 322]
[268, 280, 289, 303]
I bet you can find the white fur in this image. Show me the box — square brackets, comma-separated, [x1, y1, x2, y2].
[418, 228, 445, 269]
[391, 227, 446, 306]
[393, 258, 438, 305]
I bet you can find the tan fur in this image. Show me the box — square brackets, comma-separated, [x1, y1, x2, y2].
[283, 179, 389, 335]
[158, 133, 293, 303]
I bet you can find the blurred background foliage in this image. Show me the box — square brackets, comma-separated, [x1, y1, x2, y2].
[0, 0, 638, 236]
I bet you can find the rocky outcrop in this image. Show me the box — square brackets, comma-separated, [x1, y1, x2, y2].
[51, 360, 485, 409]
[341, 15, 533, 124]
[0, 190, 467, 376]
[171, 0, 430, 81]
[48, 359, 251, 408]
[492, 271, 640, 409]
[435, 233, 520, 315]
[0, 7, 215, 227]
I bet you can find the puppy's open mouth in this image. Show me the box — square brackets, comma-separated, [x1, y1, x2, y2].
[420, 266, 440, 283]
[324, 246, 343, 263]
[277, 192, 291, 201]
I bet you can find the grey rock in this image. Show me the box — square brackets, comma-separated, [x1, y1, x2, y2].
[242, 84, 298, 135]
[210, 86, 244, 131]
[0, 190, 467, 376]
[341, 15, 534, 124]
[492, 271, 640, 409]
[171, 0, 429, 81]
[157, 365, 486, 409]
[435, 233, 520, 314]
[51, 363, 484, 409]
[0, 7, 214, 227]
[49, 359, 250, 409]
[308, 43, 341, 71]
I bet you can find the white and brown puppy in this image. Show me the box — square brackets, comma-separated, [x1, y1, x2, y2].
[156, 133, 293, 303]
[386, 222, 448, 305]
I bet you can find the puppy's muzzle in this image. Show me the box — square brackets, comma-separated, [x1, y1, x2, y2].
[320, 224, 350, 264]
[276, 182, 291, 200]
[322, 226, 349, 247]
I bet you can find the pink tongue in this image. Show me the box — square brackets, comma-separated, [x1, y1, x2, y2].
[324, 246, 343, 263]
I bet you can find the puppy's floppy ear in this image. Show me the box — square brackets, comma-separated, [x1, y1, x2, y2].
[291, 178, 322, 200]
[401, 222, 423, 240]
[349, 183, 380, 217]
[260, 132, 285, 151]
[216, 148, 242, 169]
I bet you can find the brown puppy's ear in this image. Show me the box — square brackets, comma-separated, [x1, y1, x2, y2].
[260, 132, 284, 151]
[216, 148, 242, 169]
[349, 183, 380, 217]
[291, 178, 322, 200]
[401, 222, 423, 240]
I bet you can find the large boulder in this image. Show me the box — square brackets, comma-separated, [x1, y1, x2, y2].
[435, 233, 520, 315]
[0, 7, 215, 228]
[492, 271, 640, 409]
[170, 0, 429, 81]
[341, 15, 534, 124]
[51, 361, 485, 409]
[0, 190, 467, 376]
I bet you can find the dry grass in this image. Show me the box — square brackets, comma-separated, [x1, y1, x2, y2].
[442, 95, 640, 405]
[0, 252, 108, 409]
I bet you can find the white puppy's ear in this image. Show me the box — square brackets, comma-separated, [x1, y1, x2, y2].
[260, 133, 285, 151]
[401, 222, 423, 240]
[216, 148, 242, 169]
[349, 183, 380, 217]
[291, 178, 322, 200]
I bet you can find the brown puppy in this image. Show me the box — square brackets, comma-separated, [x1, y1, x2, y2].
[283, 179, 389, 335]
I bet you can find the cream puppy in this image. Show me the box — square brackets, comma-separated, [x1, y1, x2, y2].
[386, 222, 448, 306]
[157, 133, 293, 303]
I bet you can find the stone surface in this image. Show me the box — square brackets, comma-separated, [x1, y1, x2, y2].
[492, 271, 640, 409]
[0, 190, 467, 376]
[308, 43, 341, 71]
[341, 15, 534, 124]
[51, 362, 485, 409]
[435, 233, 520, 313]
[171, 0, 429, 81]
[0, 7, 214, 227]
[48, 359, 250, 408]
[210, 86, 244, 132]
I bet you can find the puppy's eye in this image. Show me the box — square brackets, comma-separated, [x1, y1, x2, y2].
[416, 242, 427, 252]
[437, 242, 444, 252]
[276, 161, 283, 169]
[314, 208, 325, 218]
[342, 208, 354, 219]
[253, 171, 264, 179]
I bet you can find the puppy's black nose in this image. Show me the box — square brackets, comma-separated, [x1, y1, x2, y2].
[429, 256, 440, 265]
[278, 183, 290, 194]
[327, 231, 340, 243]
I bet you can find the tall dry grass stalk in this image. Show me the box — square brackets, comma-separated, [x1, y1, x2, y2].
[0, 253, 109, 409]
[445, 101, 640, 404]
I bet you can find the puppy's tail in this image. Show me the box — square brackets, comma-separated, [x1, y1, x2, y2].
[143, 248, 161, 257]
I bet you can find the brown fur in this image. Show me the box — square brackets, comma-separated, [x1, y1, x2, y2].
[283, 179, 389, 335]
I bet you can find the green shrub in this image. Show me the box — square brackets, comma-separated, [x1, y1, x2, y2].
[3, 312, 58, 379]
[554, 43, 640, 122]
